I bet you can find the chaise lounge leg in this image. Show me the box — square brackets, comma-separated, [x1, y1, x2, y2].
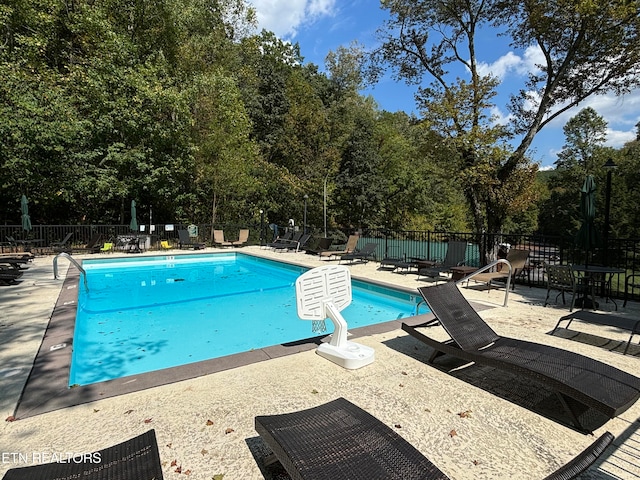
[428, 349, 446, 363]
[555, 392, 590, 433]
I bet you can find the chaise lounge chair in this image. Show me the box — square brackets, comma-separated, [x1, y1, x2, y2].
[401, 282, 640, 432]
[50, 232, 73, 253]
[263, 230, 293, 249]
[232, 228, 249, 247]
[304, 237, 333, 255]
[318, 234, 359, 260]
[269, 231, 303, 249]
[0, 264, 24, 285]
[273, 233, 311, 253]
[72, 233, 103, 254]
[1, 429, 164, 479]
[255, 397, 614, 480]
[470, 248, 530, 290]
[417, 241, 467, 281]
[339, 242, 378, 264]
[213, 229, 234, 248]
[178, 229, 206, 249]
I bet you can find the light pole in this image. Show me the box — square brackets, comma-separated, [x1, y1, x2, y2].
[323, 174, 329, 237]
[259, 209, 265, 245]
[303, 195, 308, 234]
[603, 158, 617, 267]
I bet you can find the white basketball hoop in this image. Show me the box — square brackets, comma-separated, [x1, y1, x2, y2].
[295, 265, 375, 369]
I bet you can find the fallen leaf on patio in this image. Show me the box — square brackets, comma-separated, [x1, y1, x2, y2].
[201, 449, 208, 456]
[401, 371, 408, 375]
[171, 460, 178, 467]
[457, 410, 472, 418]
[394, 424, 402, 429]
[473, 459, 480, 465]
[93, 409, 100, 413]
[5, 416, 15, 422]
[399, 383, 404, 387]
[424, 408, 431, 413]
[449, 429, 457, 437]
[166, 443, 173, 448]
[175, 465, 182, 473]
[311, 389, 318, 394]
[124, 409, 134, 415]
[183, 469, 191, 475]
[144, 418, 152, 423]
[212, 475, 225, 480]
[206, 419, 214, 426]
[225, 428, 234, 434]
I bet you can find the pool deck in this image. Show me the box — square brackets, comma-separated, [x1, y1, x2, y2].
[0, 246, 639, 479]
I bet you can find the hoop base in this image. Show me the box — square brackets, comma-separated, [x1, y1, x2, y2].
[316, 341, 375, 370]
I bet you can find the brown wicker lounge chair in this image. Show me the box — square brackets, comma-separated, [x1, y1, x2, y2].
[255, 397, 614, 480]
[1, 429, 163, 479]
[402, 282, 640, 433]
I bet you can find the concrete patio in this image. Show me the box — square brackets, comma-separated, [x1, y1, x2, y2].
[0, 246, 638, 479]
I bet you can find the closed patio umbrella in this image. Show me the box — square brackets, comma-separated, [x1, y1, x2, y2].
[130, 200, 138, 231]
[575, 175, 598, 267]
[21, 195, 32, 232]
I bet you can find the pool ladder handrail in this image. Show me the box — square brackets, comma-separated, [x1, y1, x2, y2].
[53, 252, 88, 292]
[414, 258, 512, 313]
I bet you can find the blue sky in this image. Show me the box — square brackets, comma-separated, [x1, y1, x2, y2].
[247, 0, 640, 169]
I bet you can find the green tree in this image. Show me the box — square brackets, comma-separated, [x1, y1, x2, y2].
[556, 107, 608, 172]
[371, 0, 640, 237]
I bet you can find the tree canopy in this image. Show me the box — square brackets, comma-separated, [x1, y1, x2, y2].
[370, 0, 640, 237]
[1, 0, 639, 243]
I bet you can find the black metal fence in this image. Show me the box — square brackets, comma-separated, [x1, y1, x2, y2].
[3, 223, 639, 300]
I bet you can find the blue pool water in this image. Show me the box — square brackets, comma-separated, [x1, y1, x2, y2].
[70, 253, 422, 386]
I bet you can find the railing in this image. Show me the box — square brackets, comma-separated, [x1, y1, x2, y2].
[53, 252, 88, 292]
[3, 223, 639, 301]
[456, 258, 512, 307]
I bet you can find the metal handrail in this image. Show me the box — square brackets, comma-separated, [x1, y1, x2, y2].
[455, 258, 512, 307]
[53, 252, 88, 292]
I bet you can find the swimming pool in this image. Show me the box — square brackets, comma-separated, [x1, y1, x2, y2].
[71, 253, 422, 386]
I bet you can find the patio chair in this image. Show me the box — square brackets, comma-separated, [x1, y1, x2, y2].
[417, 241, 467, 281]
[51, 232, 73, 253]
[1, 429, 163, 480]
[623, 273, 640, 307]
[99, 242, 114, 253]
[401, 282, 640, 432]
[543, 263, 590, 312]
[160, 240, 171, 250]
[471, 248, 530, 290]
[232, 228, 249, 247]
[178, 229, 205, 249]
[339, 242, 378, 264]
[255, 397, 614, 480]
[318, 234, 360, 260]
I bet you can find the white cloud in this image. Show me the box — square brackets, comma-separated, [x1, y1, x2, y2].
[478, 46, 544, 80]
[248, 0, 336, 38]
